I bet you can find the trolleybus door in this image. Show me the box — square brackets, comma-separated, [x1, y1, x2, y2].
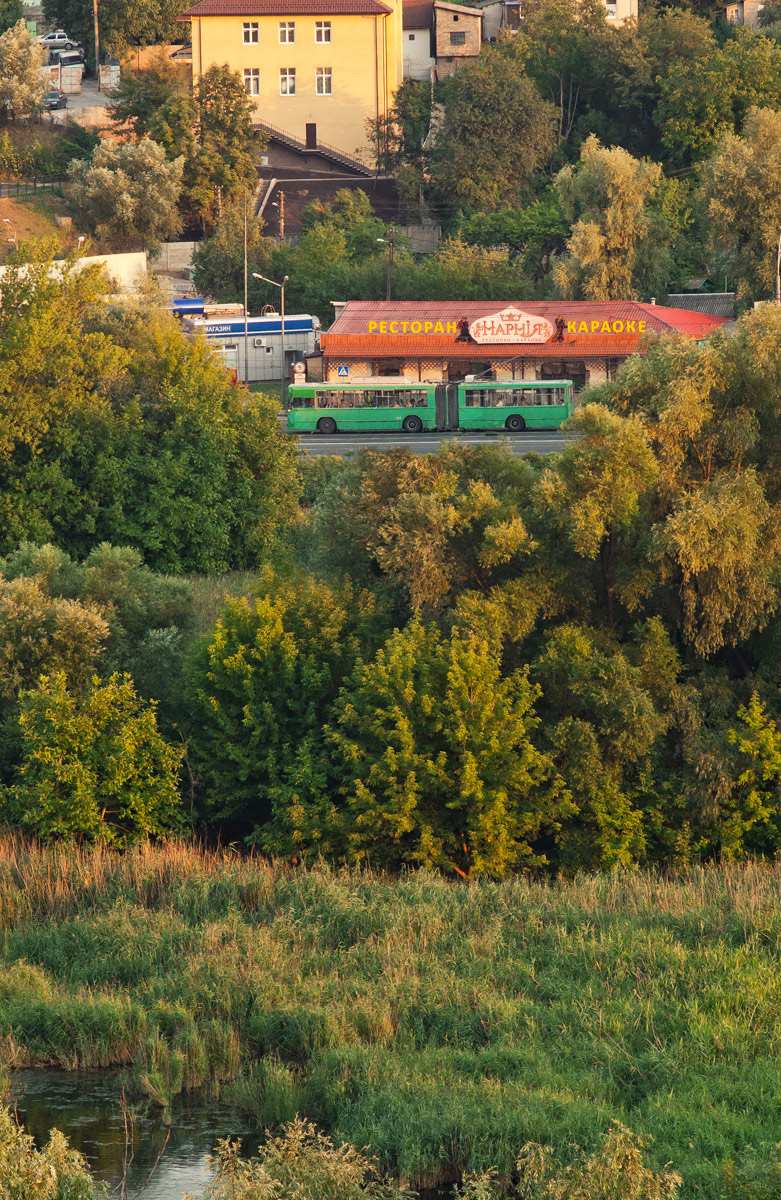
[435, 383, 460, 431]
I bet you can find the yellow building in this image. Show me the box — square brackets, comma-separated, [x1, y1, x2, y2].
[180, 0, 403, 164]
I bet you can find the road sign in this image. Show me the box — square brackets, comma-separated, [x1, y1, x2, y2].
[336, 364, 349, 377]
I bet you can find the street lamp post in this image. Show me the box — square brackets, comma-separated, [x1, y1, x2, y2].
[243, 194, 249, 384]
[376, 226, 396, 301]
[253, 272, 290, 405]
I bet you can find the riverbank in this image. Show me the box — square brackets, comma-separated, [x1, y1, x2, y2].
[0, 840, 779, 1197]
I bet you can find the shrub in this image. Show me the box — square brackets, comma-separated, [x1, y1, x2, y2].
[0, 1104, 99, 1200]
[3, 672, 183, 844]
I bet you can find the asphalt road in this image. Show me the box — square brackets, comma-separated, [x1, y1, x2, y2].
[291, 430, 571, 457]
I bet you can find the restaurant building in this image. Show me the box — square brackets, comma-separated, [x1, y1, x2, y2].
[310, 300, 728, 389]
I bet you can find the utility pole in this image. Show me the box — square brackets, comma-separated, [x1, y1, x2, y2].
[776, 223, 781, 305]
[93, 0, 100, 90]
[252, 272, 289, 405]
[386, 225, 395, 302]
[243, 193, 249, 384]
[278, 190, 285, 240]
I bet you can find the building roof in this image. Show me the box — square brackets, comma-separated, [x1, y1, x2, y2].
[320, 300, 729, 360]
[403, 0, 434, 26]
[434, 0, 483, 13]
[180, 0, 391, 16]
[666, 292, 736, 318]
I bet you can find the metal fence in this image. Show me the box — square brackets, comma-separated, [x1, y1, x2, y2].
[0, 176, 66, 197]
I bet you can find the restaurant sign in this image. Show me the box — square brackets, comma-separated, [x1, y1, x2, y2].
[470, 307, 554, 344]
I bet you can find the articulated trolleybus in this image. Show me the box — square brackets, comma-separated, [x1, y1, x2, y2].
[286, 379, 574, 434]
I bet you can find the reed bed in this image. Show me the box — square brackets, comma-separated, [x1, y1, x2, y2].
[1, 838, 780, 1196]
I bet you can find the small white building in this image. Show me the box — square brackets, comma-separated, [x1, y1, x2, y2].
[403, 0, 435, 80]
[183, 311, 320, 384]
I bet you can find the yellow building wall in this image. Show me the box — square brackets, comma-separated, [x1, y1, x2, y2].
[190, 7, 403, 162]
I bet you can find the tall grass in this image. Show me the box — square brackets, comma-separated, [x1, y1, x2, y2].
[1, 838, 780, 1196]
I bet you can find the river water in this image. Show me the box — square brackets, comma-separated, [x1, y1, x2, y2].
[9, 1070, 256, 1199]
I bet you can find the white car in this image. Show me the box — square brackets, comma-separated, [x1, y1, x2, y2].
[38, 30, 77, 50]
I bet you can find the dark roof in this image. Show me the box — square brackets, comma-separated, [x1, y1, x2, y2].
[666, 293, 736, 318]
[403, 0, 433, 26]
[180, 0, 391, 15]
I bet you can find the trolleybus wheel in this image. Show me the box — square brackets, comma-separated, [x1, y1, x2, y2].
[402, 415, 424, 433]
[505, 414, 526, 432]
[317, 416, 337, 434]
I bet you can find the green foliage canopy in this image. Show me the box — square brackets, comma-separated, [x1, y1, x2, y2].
[3, 671, 183, 845]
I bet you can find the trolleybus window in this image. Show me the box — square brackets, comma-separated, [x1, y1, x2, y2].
[315, 388, 429, 408]
[373, 389, 428, 407]
[464, 387, 567, 407]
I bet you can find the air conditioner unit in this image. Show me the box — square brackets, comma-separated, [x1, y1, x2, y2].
[253, 337, 266, 347]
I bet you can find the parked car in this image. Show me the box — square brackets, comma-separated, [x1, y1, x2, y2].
[39, 29, 77, 49]
[42, 90, 68, 110]
[49, 46, 85, 64]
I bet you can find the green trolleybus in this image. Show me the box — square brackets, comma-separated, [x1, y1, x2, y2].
[286, 379, 574, 434]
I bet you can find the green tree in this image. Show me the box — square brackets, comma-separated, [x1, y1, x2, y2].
[609, 8, 716, 160]
[702, 107, 781, 301]
[554, 136, 671, 300]
[185, 64, 262, 229]
[191, 202, 276, 305]
[328, 621, 569, 876]
[0, 542, 195, 732]
[723, 693, 781, 857]
[458, 198, 569, 283]
[186, 571, 382, 841]
[535, 404, 659, 624]
[42, 0, 186, 60]
[522, 0, 614, 145]
[0, 576, 108, 705]
[0, 2, 23, 35]
[532, 623, 669, 867]
[0, 258, 297, 570]
[0, 20, 45, 119]
[65, 137, 183, 252]
[656, 29, 781, 165]
[3, 672, 183, 844]
[653, 470, 779, 658]
[108, 52, 193, 149]
[430, 41, 558, 212]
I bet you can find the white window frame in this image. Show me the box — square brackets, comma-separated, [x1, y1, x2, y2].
[280, 67, 296, 94]
[315, 20, 331, 41]
[243, 67, 260, 95]
[242, 21, 258, 42]
[316, 66, 332, 94]
[279, 21, 295, 42]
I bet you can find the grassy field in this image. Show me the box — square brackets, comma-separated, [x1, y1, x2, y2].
[0, 841, 779, 1196]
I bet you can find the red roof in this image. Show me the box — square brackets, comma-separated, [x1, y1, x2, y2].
[180, 0, 390, 15]
[325, 300, 727, 339]
[320, 300, 727, 360]
[322, 335, 645, 358]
